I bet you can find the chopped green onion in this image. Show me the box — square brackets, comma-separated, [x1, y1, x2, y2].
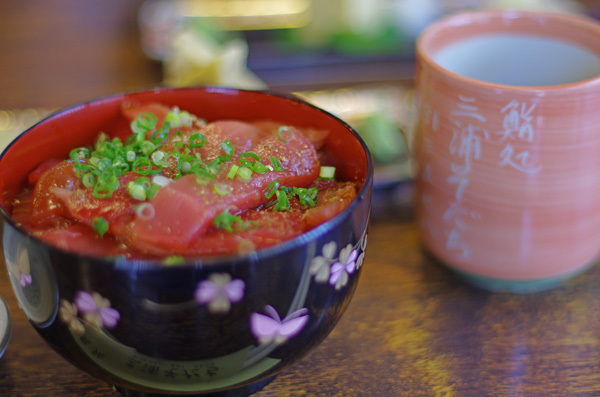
[252, 162, 269, 174]
[196, 176, 212, 185]
[270, 156, 284, 171]
[128, 177, 164, 201]
[128, 183, 147, 201]
[273, 190, 290, 211]
[150, 123, 169, 144]
[126, 150, 136, 162]
[130, 112, 157, 135]
[165, 111, 181, 128]
[213, 209, 243, 232]
[70, 147, 90, 160]
[191, 162, 216, 182]
[265, 181, 280, 199]
[319, 166, 336, 179]
[132, 157, 161, 175]
[93, 174, 119, 198]
[164, 256, 185, 266]
[173, 140, 190, 155]
[227, 164, 239, 179]
[180, 161, 192, 173]
[141, 141, 155, 156]
[151, 151, 166, 164]
[219, 140, 234, 162]
[205, 160, 222, 176]
[82, 173, 96, 188]
[189, 132, 205, 148]
[294, 187, 318, 207]
[237, 166, 253, 181]
[241, 152, 269, 173]
[73, 161, 90, 177]
[179, 111, 194, 127]
[152, 175, 172, 187]
[146, 184, 161, 200]
[240, 152, 261, 168]
[277, 126, 294, 142]
[135, 203, 155, 220]
[92, 216, 109, 237]
[213, 183, 233, 196]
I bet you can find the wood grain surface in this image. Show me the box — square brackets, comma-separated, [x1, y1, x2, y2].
[1, 1, 600, 396]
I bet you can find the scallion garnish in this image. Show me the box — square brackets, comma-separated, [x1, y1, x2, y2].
[319, 166, 336, 179]
[92, 216, 109, 237]
[151, 151, 166, 165]
[130, 112, 157, 135]
[213, 209, 243, 232]
[240, 152, 261, 167]
[93, 174, 119, 198]
[141, 141, 156, 155]
[213, 183, 233, 196]
[219, 140, 234, 162]
[277, 126, 294, 142]
[132, 157, 154, 175]
[135, 202, 155, 220]
[293, 187, 318, 207]
[189, 132, 205, 148]
[128, 183, 147, 201]
[237, 166, 253, 181]
[165, 111, 181, 128]
[152, 175, 172, 187]
[126, 150, 136, 162]
[164, 256, 185, 266]
[270, 156, 284, 171]
[227, 165, 239, 179]
[273, 190, 290, 211]
[241, 152, 271, 174]
[70, 147, 90, 160]
[252, 162, 269, 174]
[265, 181, 280, 199]
[82, 173, 97, 189]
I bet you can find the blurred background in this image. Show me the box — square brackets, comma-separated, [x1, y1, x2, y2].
[0, 0, 599, 198]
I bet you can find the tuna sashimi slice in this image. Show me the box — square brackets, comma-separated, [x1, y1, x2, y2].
[122, 124, 320, 255]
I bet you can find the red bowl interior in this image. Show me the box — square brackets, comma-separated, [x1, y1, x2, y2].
[0, 87, 371, 213]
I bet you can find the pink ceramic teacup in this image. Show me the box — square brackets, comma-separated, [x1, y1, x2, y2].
[415, 10, 600, 292]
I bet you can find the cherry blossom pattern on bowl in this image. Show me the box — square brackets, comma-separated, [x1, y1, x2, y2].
[0, 87, 373, 396]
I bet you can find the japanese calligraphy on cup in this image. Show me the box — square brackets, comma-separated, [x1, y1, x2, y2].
[415, 10, 600, 292]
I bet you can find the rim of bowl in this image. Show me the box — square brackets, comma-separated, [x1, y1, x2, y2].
[416, 9, 600, 92]
[0, 86, 374, 268]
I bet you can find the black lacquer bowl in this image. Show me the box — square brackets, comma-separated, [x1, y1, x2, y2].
[0, 87, 373, 396]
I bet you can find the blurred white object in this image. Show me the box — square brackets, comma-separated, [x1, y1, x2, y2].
[163, 29, 267, 89]
[139, 0, 312, 61]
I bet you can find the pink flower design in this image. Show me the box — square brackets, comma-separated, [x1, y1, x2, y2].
[250, 305, 309, 345]
[329, 244, 358, 290]
[20, 273, 32, 287]
[195, 273, 245, 314]
[74, 291, 120, 329]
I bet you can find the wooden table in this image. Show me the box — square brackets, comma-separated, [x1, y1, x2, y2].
[2, 1, 600, 396]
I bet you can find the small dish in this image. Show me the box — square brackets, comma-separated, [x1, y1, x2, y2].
[0, 296, 11, 359]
